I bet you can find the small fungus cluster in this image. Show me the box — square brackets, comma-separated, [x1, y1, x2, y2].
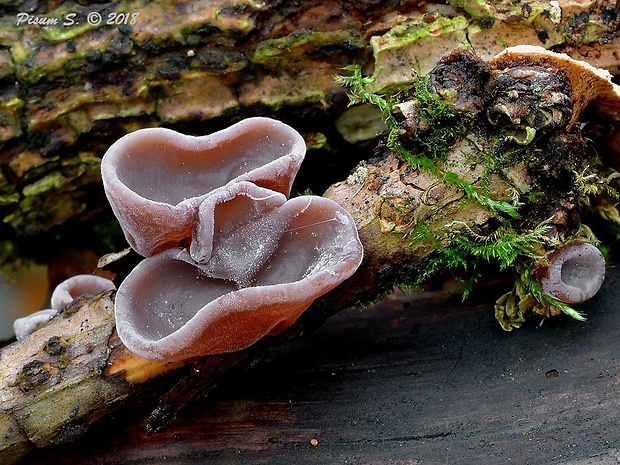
[536, 241, 606, 305]
[13, 274, 115, 341]
[100, 117, 363, 361]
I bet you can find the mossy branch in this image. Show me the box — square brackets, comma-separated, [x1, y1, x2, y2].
[334, 48, 620, 327]
[335, 66, 521, 219]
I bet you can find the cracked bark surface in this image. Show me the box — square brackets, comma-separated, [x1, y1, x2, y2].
[0, 2, 620, 463]
[0, 0, 618, 271]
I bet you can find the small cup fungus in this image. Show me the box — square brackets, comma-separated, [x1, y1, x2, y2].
[103, 118, 364, 361]
[13, 274, 115, 340]
[50, 274, 116, 310]
[537, 241, 606, 304]
[115, 181, 363, 361]
[101, 117, 306, 257]
[13, 309, 57, 341]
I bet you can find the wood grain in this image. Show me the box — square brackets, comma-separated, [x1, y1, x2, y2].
[20, 266, 620, 465]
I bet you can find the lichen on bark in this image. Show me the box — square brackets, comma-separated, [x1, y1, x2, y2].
[0, 1, 618, 274]
[330, 47, 620, 329]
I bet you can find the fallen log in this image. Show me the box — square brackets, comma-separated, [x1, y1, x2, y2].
[2, 42, 620, 464]
[0, 0, 618, 273]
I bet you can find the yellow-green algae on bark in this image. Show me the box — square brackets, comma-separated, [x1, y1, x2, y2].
[370, 15, 471, 90]
[0, 9, 616, 453]
[0, 293, 125, 463]
[0, 0, 373, 272]
[0, 0, 617, 272]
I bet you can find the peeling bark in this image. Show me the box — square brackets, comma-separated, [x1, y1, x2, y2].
[0, 0, 618, 270]
[1, 1, 620, 463]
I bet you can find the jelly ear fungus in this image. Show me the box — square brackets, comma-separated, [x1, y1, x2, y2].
[114, 182, 363, 361]
[100, 117, 306, 257]
[103, 118, 363, 361]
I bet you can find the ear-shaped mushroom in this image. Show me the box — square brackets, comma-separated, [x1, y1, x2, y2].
[489, 45, 620, 130]
[13, 274, 115, 341]
[101, 117, 306, 257]
[50, 274, 116, 310]
[536, 241, 606, 305]
[114, 182, 364, 361]
[188, 182, 291, 288]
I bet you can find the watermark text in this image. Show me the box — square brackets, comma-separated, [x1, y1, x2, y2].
[16, 11, 139, 27]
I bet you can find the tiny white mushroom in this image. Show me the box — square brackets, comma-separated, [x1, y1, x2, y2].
[537, 242, 606, 304]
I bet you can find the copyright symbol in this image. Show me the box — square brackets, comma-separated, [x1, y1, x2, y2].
[87, 12, 102, 26]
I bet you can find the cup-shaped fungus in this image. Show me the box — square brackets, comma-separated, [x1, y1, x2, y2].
[188, 181, 289, 277]
[101, 117, 306, 257]
[114, 182, 364, 361]
[13, 309, 57, 341]
[536, 241, 606, 304]
[13, 274, 115, 340]
[50, 274, 116, 310]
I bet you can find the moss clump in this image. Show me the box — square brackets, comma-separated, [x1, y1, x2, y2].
[408, 220, 551, 299]
[398, 76, 460, 161]
[336, 49, 620, 329]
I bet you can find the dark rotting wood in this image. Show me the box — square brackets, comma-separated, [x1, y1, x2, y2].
[19, 266, 620, 465]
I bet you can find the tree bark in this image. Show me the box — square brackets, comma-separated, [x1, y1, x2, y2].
[0, 0, 618, 271]
[0, 1, 620, 463]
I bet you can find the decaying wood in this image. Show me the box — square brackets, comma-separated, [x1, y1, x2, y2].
[2, 42, 620, 463]
[18, 269, 620, 465]
[0, 0, 618, 271]
[1, 2, 620, 463]
[0, 291, 254, 464]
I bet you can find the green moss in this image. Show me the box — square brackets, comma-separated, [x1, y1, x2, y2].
[523, 268, 585, 321]
[402, 76, 460, 161]
[408, 220, 551, 299]
[335, 54, 612, 325]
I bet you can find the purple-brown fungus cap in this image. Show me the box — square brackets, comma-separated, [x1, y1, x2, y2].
[101, 117, 305, 257]
[536, 241, 605, 305]
[114, 182, 363, 361]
